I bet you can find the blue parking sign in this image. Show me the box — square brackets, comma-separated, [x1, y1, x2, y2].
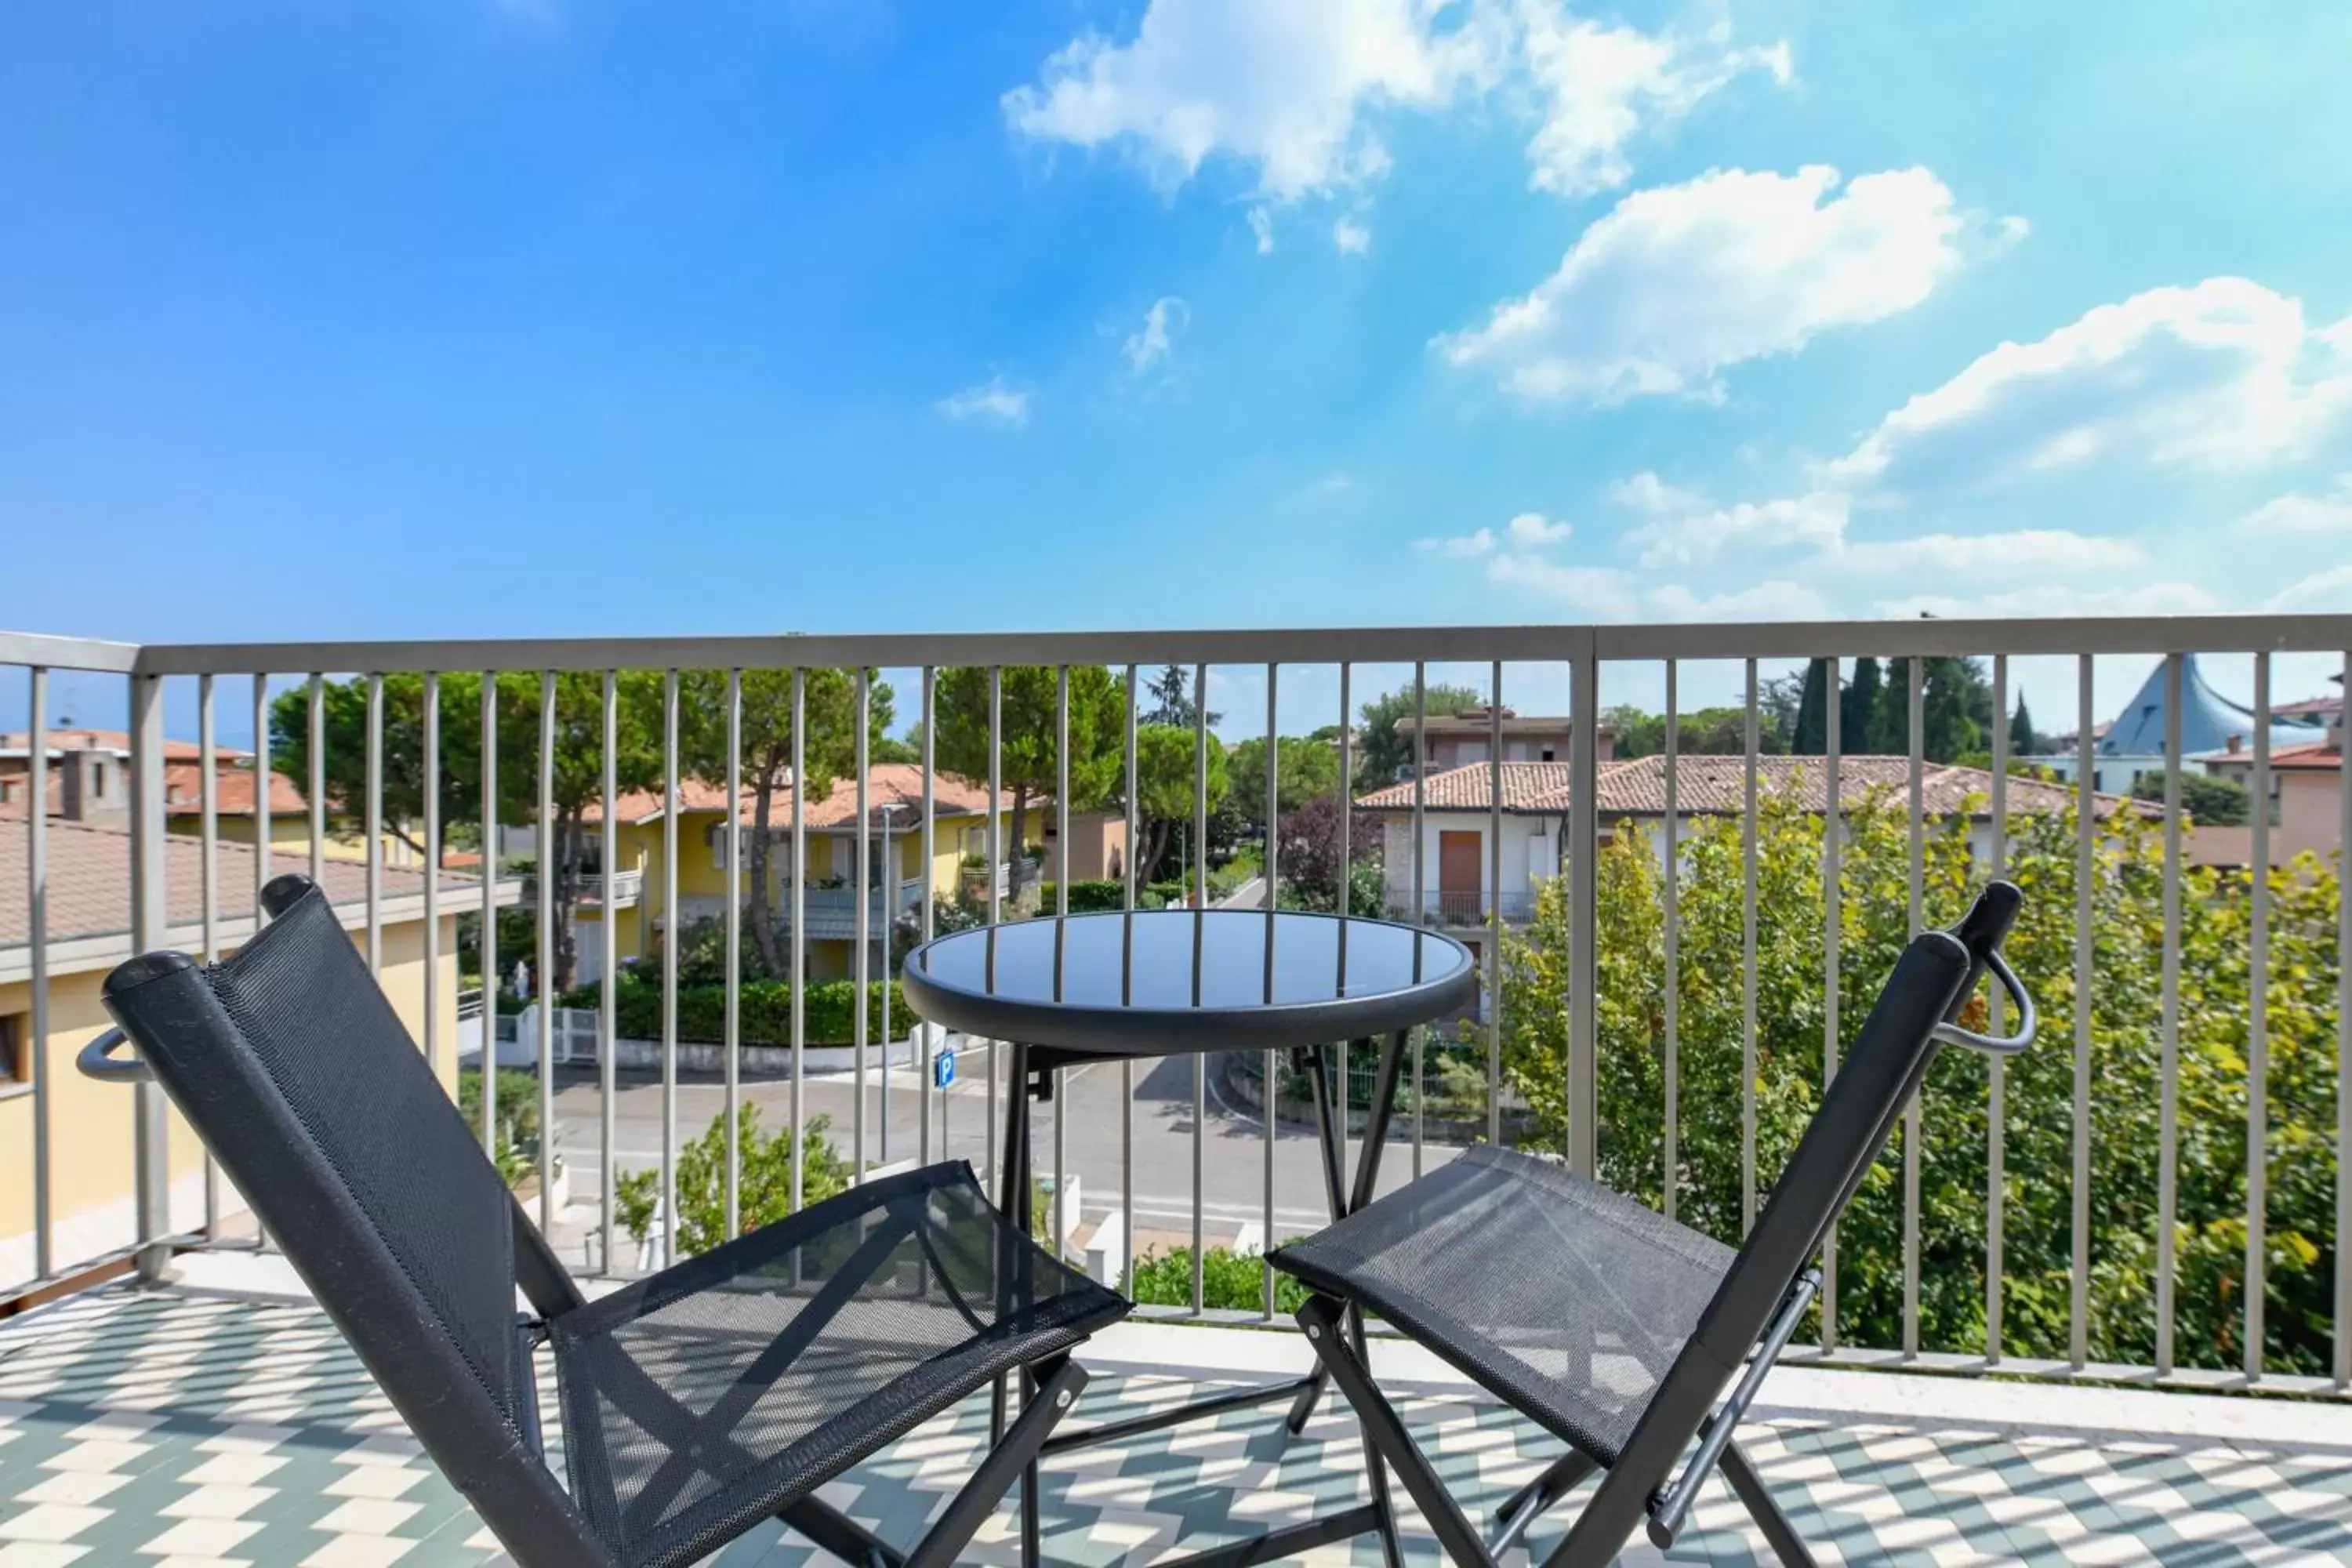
[933, 1047, 956, 1089]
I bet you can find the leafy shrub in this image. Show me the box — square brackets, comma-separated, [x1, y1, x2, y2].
[1037, 879, 1126, 913]
[617, 1107, 851, 1258]
[568, 975, 907, 1047]
[1127, 1244, 1308, 1314]
[456, 1067, 542, 1185]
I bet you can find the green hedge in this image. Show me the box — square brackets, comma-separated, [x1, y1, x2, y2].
[576, 976, 909, 1047]
[1127, 1244, 1308, 1314]
[1036, 879, 1127, 913]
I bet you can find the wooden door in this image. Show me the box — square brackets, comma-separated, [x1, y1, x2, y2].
[1438, 830, 1482, 921]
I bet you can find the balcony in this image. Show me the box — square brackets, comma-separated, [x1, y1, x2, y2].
[5, 615, 2350, 1564]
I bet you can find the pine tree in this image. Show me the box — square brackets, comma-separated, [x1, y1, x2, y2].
[2009, 693, 2038, 756]
[1793, 659, 1832, 755]
[1843, 658, 1883, 753]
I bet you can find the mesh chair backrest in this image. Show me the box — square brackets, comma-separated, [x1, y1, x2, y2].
[103, 878, 528, 1433]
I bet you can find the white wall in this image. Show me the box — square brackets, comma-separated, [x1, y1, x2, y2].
[1381, 812, 1558, 906]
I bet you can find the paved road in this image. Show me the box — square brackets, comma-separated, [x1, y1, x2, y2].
[550, 1042, 1465, 1250]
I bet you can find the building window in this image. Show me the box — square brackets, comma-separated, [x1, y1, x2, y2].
[0, 1012, 27, 1088]
[1540, 746, 1556, 762]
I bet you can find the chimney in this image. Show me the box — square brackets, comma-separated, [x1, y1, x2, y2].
[59, 748, 129, 827]
[2226, 734, 2243, 755]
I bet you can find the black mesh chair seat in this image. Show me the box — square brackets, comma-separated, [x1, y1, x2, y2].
[97, 876, 1129, 1568]
[1272, 1144, 1733, 1465]
[557, 1161, 1126, 1568]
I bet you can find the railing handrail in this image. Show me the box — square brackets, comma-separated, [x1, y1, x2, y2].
[48, 612, 2351, 677]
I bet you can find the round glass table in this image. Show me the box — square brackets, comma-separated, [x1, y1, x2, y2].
[900, 908, 1478, 1567]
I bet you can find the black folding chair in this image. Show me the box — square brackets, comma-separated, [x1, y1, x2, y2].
[1270, 882, 2037, 1566]
[93, 875, 1130, 1568]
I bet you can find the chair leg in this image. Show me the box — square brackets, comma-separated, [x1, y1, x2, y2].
[779, 1497, 906, 1568]
[1490, 1448, 1597, 1556]
[1298, 1295, 1495, 1567]
[1719, 1441, 1817, 1568]
[903, 1356, 1088, 1568]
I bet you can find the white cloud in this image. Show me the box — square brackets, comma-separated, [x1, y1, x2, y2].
[1436, 166, 1972, 403]
[2268, 564, 2352, 613]
[1333, 216, 1372, 254]
[1504, 510, 1570, 546]
[1124, 296, 1189, 374]
[1248, 206, 1276, 253]
[1644, 579, 1828, 620]
[936, 377, 1031, 426]
[1485, 554, 1639, 615]
[2235, 478, 2352, 536]
[1624, 488, 1849, 567]
[1610, 470, 1705, 514]
[1872, 583, 2224, 619]
[1004, 0, 1786, 205]
[1415, 528, 1495, 557]
[1834, 278, 2352, 495]
[1485, 554, 1824, 619]
[1518, 12, 1788, 197]
[1831, 528, 2144, 577]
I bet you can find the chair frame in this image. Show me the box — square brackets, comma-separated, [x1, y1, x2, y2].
[1281, 884, 2033, 1567]
[97, 873, 1120, 1568]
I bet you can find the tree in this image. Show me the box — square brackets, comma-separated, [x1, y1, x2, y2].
[1356, 681, 1483, 789]
[1225, 735, 1343, 835]
[2132, 769, 2252, 826]
[1791, 659, 1832, 755]
[1131, 723, 1229, 888]
[934, 666, 1126, 900]
[1843, 658, 1884, 752]
[1863, 657, 1991, 761]
[1271, 797, 1383, 915]
[2010, 694, 2040, 757]
[273, 670, 662, 991]
[678, 670, 889, 982]
[1139, 664, 1219, 731]
[1608, 705, 1783, 760]
[616, 1106, 851, 1258]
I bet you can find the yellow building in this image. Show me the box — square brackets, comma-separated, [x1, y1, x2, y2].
[0, 815, 488, 1294]
[576, 764, 1040, 982]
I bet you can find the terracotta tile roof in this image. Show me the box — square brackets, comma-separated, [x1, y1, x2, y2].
[581, 764, 1014, 829]
[0, 817, 461, 949]
[2254, 742, 2343, 771]
[162, 762, 309, 816]
[0, 728, 240, 762]
[1358, 757, 2147, 819]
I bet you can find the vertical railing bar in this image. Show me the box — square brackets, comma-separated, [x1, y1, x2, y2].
[1338, 661, 1352, 1178]
[2157, 652, 2183, 1374]
[1412, 662, 1426, 1178]
[365, 673, 384, 975]
[1055, 666, 1070, 1254]
[1742, 659, 1759, 1233]
[1903, 656, 1924, 1359]
[2072, 653, 2094, 1370]
[600, 670, 619, 1269]
[1662, 659, 1679, 1222]
[129, 672, 170, 1280]
[198, 673, 221, 1240]
[27, 667, 51, 1280]
[252, 675, 271, 930]
[481, 673, 499, 1163]
[1192, 660, 1208, 1312]
[921, 666, 937, 1167]
[307, 673, 325, 890]
[1263, 662, 1279, 1317]
[661, 668, 681, 1265]
[2245, 652, 2270, 1381]
[1567, 638, 1600, 1178]
[987, 666, 1001, 1186]
[536, 672, 557, 1236]
[2337, 644, 2352, 1388]
[1821, 656, 1842, 1354]
[855, 667, 871, 1182]
[1987, 655, 2008, 1365]
[1121, 663, 1138, 1287]
[792, 669, 808, 1212]
[424, 673, 442, 1077]
[1487, 661, 1503, 1151]
[724, 668, 742, 1240]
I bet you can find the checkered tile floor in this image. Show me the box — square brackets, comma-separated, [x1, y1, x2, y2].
[4, 1287, 2351, 1565]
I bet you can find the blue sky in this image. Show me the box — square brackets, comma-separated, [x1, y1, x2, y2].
[6, 0, 2350, 734]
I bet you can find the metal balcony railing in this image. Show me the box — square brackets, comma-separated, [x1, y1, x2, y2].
[5, 616, 2349, 1399]
[1386, 888, 1538, 924]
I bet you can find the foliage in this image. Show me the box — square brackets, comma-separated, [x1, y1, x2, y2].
[2011, 693, 2042, 756]
[935, 666, 1127, 902]
[456, 1067, 542, 1185]
[1605, 706, 1783, 760]
[1496, 779, 2342, 1374]
[1139, 663, 1220, 731]
[579, 972, 907, 1047]
[1225, 735, 1345, 833]
[1130, 723, 1230, 890]
[1355, 681, 1483, 790]
[1038, 878, 1127, 913]
[1781, 657, 1993, 761]
[616, 1107, 852, 1257]
[1127, 1245, 1308, 1314]
[2132, 770, 2252, 826]
[1272, 797, 1385, 914]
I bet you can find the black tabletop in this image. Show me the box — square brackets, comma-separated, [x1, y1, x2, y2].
[898, 909, 1479, 1055]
